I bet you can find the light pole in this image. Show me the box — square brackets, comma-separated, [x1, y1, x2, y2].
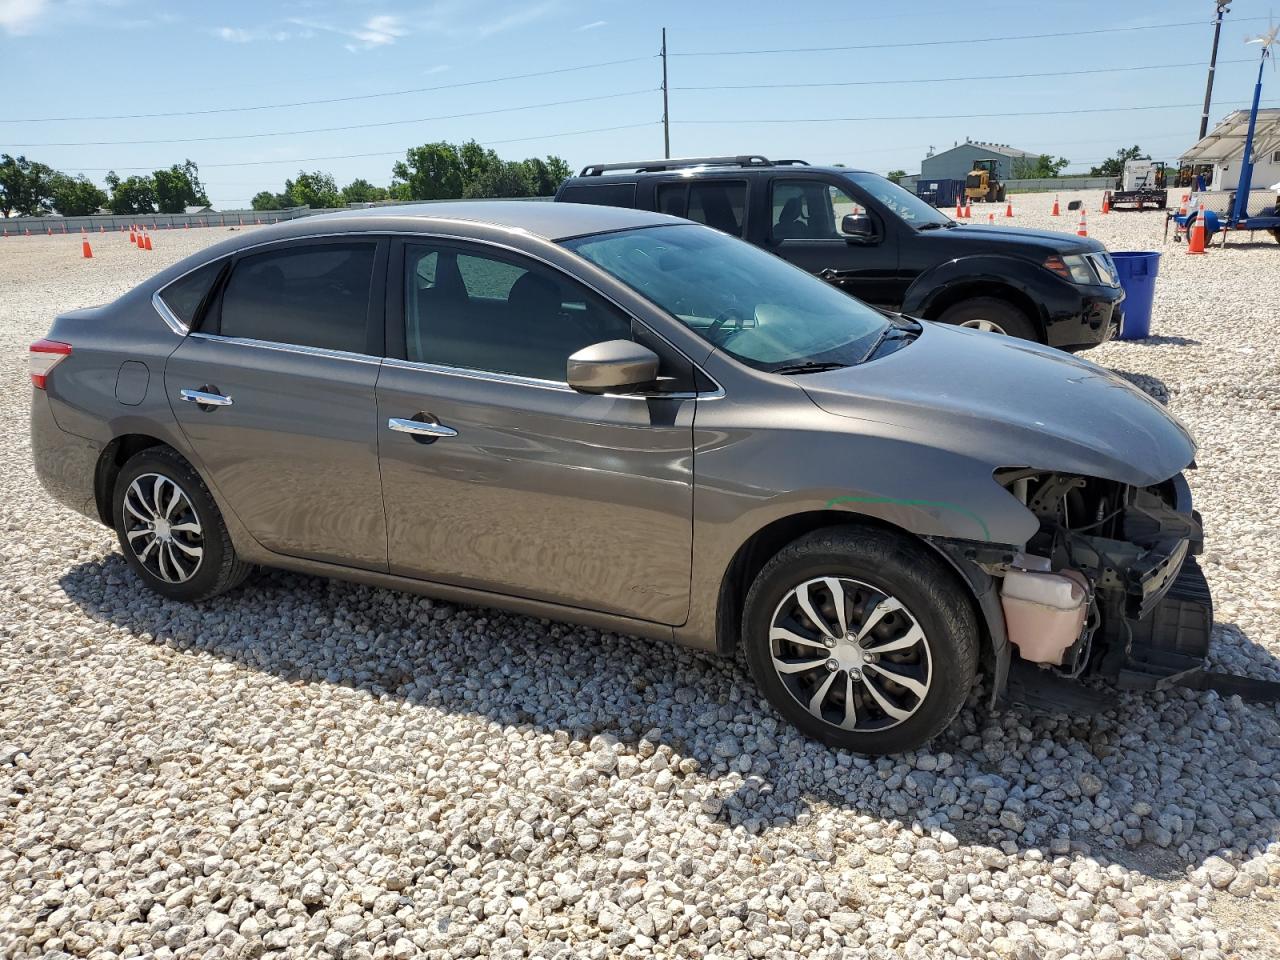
[1199, 1, 1231, 141]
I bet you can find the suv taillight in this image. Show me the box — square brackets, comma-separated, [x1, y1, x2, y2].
[30, 339, 72, 389]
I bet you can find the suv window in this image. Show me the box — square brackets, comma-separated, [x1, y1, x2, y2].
[655, 180, 747, 236]
[404, 242, 633, 382]
[558, 182, 638, 207]
[771, 180, 863, 240]
[159, 258, 224, 328]
[218, 243, 376, 353]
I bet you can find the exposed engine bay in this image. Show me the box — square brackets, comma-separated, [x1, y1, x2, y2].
[986, 469, 1212, 693]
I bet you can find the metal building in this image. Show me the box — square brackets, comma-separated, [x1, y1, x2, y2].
[920, 141, 1037, 182]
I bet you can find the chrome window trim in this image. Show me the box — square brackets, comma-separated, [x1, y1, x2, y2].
[187, 331, 381, 365]
[151, 291, 189, 336]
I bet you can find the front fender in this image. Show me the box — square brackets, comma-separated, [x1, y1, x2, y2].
[901, 254, 1053, 323]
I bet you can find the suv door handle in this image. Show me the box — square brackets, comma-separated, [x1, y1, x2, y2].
[388, 417, 458, 441]
[179, 388, 233, 407]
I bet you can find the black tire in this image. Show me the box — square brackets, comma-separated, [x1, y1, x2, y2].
[113, 446, 251, 602]
[742, 526, 978, 755]
[937, 296, 1040, 341]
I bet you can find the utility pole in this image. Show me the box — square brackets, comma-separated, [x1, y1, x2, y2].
[1199, 1, 1231, 141]
[661, 28, 670, 158]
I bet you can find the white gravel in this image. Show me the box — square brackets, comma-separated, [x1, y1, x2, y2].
[2, 198, 1279, 959]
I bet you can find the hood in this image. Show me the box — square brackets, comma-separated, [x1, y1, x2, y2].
[799, 323, 1195, 487]
[923, 223, 1102, 256]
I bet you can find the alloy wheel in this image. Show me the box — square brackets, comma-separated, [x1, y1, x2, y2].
[959, 318, 1008, 335]
[122, 473, 204, 584]
[768, 576, 933, 732]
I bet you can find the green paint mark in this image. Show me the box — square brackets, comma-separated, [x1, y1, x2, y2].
[825, 495, 991, 542]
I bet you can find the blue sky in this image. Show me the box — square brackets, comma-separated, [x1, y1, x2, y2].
[1, 0, 1275, 208]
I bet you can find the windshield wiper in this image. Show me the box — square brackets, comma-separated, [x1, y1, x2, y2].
[771, 361, 848, 375]
[916, 222, 947, 231]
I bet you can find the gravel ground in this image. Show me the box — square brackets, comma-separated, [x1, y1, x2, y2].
[2, 195, 1279, 960]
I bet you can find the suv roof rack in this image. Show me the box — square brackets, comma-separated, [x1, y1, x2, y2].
[577, 155, 810, 176]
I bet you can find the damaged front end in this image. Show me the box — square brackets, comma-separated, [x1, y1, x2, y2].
[946, 468, 1218, 710]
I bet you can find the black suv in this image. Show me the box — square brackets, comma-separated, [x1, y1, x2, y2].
[555, 155, 1124, 350]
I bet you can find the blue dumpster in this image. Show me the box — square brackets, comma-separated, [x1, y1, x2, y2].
[1110, 251, 1160, 340]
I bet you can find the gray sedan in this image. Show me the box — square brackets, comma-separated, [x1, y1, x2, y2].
[30, 201, 1211, 754]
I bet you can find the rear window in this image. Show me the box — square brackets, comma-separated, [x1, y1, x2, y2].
[217, 243, 376, 354]
[158, 259, 224, 328]
[557, 182, 638, 208]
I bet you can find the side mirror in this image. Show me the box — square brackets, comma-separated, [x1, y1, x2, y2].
[840, 213, 875, 242]
[567, 340, 660, 395]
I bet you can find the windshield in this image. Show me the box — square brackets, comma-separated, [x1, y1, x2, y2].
[843, 171, 952, 228]
[562, 224, 888, 372]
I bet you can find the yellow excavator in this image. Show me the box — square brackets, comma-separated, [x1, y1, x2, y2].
[965, 158, 1007, 203]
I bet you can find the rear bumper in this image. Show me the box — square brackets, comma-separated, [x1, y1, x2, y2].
[31, 388, 102, 523]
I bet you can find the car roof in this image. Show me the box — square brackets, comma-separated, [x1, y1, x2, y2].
[304, 200, 678, 240]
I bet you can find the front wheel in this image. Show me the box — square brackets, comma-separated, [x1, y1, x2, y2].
[937, 296, 1039, 341]
[742, 527, 978, 754]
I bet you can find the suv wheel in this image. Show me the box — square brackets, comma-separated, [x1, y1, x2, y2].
[742, 527, 978, 754]
[938, 297, 1039, 341]
[113, 447, 251, 602]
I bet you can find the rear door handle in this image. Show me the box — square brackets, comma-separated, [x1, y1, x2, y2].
[180, 388, 233, 407]
[388, 417, 457, 440]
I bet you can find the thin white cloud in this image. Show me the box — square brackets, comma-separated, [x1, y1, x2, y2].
[575, 19, 605, 32]
[349, 13, 406, 48]
[424, 64, 450, 75]
[0, 0, 48, 35]
[216, 26, 256, 43]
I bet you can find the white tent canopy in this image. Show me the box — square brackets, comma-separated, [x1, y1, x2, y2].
[1180, 109, 1280, 164]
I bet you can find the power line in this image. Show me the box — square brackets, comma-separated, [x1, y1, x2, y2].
[59, 122, 662, 173]
[672, 98, 1278, 125]
[671, 17, 1273, 57]
[675, 59, 1256, 91]
[8, 89, 655, 147]
[0, 56, 656, 124]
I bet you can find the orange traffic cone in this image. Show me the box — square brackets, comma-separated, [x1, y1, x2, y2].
[1004, 200, 1013, 218]
[987, 212, 995, 225]
[1101, 193, 1111, 215]
[1076, 208, 1088, 237]
[955, 196, 963, 218]
[129, 228, 136, 244]
[1177, 193, 1189, 217]
[143, 233, 153, 251]
[964, 201, 972, 219]
[1187, 203, 1207, 255]
[47, 227, 52, 235]
[82, 240, 93, 259]
[1051, 195, 1060, 216]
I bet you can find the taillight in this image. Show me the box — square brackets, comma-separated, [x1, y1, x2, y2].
[30, 339, 72, 390]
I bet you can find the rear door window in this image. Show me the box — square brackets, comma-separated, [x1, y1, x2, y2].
[217, 243, 377, 354]
[558, 182, 638, 207]
[687, 180, 747, 236]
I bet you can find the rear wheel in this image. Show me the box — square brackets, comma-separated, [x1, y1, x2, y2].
[742, 527, 978, 754]
[937, 296, 1039, 341]
[113, 447, 251, 602]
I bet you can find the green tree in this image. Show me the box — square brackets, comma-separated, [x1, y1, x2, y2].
[464, 161, 535, 199]
[1089, 145, 1145, 179]
[251, 191, 284, 211]
[520, 156, 572, 195]
[0, 154, 57, 217]
[152, 160, 209, 214]
[1011, 154, 1070, 179]
[341, 178, 389, 205]
[105, 171, 158, 215]
[886, 169, 907, 184]
[392, 142, 467, 200]
[283, 170, 341, 209]
[50, 173, 108, 216]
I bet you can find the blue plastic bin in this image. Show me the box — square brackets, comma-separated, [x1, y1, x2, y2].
[1110, 251, 1161, 340]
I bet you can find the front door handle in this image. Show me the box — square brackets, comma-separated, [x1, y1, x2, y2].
[180, 388, 233, 407]
[388, 416, 458, 441]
